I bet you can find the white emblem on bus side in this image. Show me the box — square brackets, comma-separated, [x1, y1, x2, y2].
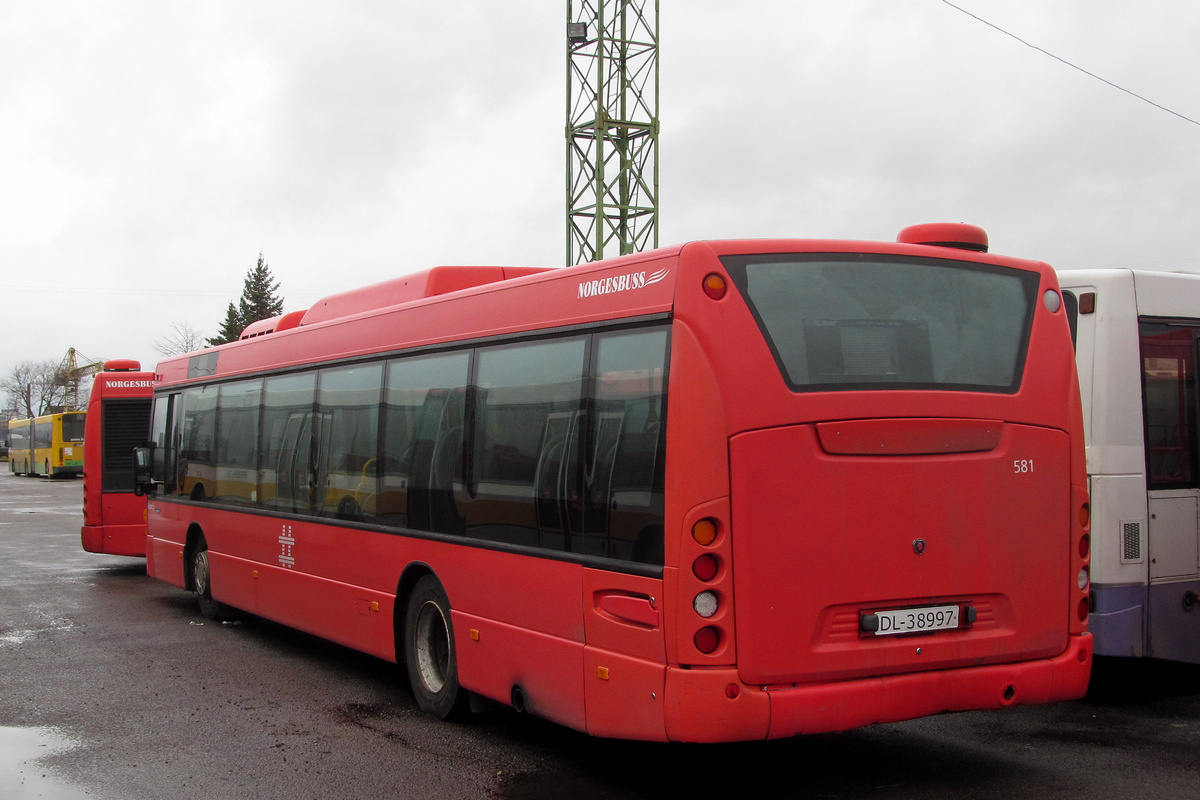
[577, 267, 670, 299]
[279, 525, 295, 569]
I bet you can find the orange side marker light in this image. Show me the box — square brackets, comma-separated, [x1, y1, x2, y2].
[702, 273, 727, 300]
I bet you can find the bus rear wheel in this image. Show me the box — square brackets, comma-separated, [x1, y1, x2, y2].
[404, 575, 468, 720]
[191, 537, 224, 620]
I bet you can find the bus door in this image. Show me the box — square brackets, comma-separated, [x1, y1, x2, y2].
[9, 422, 31, 474]
[310, 411, 334, 514]
[150, 393, 180, 493]
[274, 410, 336, 516]
[33, 419, 52, 475]
[1139, 320, 1200, 662]
[274, 410, 316, 515]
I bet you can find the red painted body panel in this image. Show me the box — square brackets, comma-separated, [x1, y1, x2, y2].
[456, 612, 586, 732]
[144, 233, 1090, 741]
[730, 422, 1070, 685]
[152, 501, 588, 657]
[583, 648, 667, 740]
[146, 524, 185, 586]
[582, 569, 665, 662]
[80, 503, 145, 556]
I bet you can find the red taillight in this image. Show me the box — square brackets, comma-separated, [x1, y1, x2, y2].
[1078, 534, 1090, 560]
[692, 554, 719, 582]
[694, 626, 721, 654]
[1077, 597, 1090, 623]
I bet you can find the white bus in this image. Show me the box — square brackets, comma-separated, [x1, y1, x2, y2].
[1062, 269, 1200, 664]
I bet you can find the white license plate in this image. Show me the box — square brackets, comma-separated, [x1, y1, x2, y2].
[873, 604, 960, 636]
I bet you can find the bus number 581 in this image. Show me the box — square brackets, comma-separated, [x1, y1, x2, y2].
[1014, 459, 1034, 474]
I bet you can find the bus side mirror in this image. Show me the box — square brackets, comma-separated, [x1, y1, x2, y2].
[133, 445, 155, 497]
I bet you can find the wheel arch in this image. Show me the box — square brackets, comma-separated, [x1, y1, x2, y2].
[393, 562, 440, 663]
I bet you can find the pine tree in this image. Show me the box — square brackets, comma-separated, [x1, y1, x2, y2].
[206, 302, 245, 347]
[205, 252, 285, 347]
[238, 252, 284, 325]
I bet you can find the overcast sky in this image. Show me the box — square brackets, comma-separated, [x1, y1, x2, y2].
[3, 0, 1198, 389]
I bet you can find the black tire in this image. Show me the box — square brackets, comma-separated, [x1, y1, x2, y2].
[404, 575, 468, 719]
[191, 536, 224, 620]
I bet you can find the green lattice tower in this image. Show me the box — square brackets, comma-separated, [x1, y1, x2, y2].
[567, 0, 659, 265]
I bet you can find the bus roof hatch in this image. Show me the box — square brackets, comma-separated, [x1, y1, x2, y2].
[896, 222, 989, 253]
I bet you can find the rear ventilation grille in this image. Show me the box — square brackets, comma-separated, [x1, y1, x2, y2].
[102, 399, 153, 492]
[1121, 521, 1142, 562]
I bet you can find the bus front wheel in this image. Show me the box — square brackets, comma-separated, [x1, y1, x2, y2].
[191, 537, 224, 620]
[404, 575, 468, 720]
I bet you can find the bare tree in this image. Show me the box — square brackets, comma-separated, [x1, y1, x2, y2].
[153, 321, 206, 356]
[2, 360, 67, 417]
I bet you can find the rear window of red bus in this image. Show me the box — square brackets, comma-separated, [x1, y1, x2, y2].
[722, 253, 1040, 393]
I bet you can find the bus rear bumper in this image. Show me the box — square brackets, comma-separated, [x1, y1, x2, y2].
[664, 633, 1092, 742]
[765, 633, 1092, 739]
[81, 523, 147, 557]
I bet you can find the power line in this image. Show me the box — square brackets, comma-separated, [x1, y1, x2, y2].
[5, 286, 324, 300]
[5, 286, 230, 297]
[940, 0, 1200, 129]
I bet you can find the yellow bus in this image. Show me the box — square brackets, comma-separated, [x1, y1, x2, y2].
[8, 412, 86, 477]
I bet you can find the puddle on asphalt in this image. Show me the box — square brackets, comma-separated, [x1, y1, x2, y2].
[0, 726, 96, 799]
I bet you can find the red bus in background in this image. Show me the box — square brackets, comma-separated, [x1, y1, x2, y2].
[137, 225, 1092, 742]
[81, 360, 154, 556]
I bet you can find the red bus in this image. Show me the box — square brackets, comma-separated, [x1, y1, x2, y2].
[81, 360, 154, 556]
[137, 224, 1092, 741]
